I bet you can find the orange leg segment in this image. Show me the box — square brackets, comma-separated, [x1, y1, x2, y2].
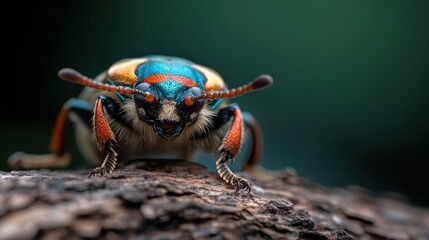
[220, 105, 244, 159]
[88, 96, 118, 177]
[216, 104, 251, 193]
[93, 98, 115, 151]
[49, 103, 69, 156]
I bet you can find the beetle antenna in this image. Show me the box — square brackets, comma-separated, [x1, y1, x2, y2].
[58, 68, 153, 98]
[195, 74, 273, 100]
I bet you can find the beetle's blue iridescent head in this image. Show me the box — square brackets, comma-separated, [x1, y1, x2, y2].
[133, 59, 206, 140]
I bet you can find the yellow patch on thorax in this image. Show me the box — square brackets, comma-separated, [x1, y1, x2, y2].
[192, 64, 226, 92]
[107, 58, 148, 85]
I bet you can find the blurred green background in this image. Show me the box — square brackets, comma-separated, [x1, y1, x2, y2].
[2, 1, 428, 206]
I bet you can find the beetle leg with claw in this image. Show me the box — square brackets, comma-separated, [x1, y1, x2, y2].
[215, 103, 251, 193]
[8, 98, 92, 169]
[88, 95, 118, 177]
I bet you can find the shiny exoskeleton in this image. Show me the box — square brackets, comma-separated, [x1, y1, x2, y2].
[9, 56, 273, 192]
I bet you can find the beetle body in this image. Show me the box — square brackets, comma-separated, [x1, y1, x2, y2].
[9, 56, 273, 192]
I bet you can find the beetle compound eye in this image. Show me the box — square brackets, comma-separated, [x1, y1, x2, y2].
[190, 87, 203, 98]
[136, 82, 150, 92]
[134, 83, 154, 108]
[189, 87, 204, 112]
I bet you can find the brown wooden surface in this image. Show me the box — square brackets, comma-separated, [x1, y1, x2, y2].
[0, 159, 428, 240]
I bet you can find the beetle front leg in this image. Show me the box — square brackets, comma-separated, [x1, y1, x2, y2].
[88, 96, 118, 177]
[215, 104, 251, 193]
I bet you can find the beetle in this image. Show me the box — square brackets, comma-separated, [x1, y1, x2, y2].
[8, 56, 273, 192]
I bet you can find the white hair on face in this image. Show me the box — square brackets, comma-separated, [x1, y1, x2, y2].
[120, 100, 216, 144]
[122, 101, 158, 144]
[182, 103, 215, 138]
[157, 100, 180, 122]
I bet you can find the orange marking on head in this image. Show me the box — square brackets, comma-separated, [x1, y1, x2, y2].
[144, 74, 198, 88]
[172, 75, 199, 88]
[184, 95, 195, 107]
[145, 94, 155, 103]
[143, 74, 168, 84]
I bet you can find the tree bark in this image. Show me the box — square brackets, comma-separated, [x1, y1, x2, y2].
[0, 159, 428, 240]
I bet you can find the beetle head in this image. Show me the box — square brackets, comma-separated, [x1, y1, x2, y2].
[133, 82, 205, 140]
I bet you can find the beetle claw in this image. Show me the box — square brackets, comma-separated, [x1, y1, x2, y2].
[235, 177, 251, 193]
[88, 167, 106, 178]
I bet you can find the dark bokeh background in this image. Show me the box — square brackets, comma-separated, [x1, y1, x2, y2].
[2, 1, 428, 207]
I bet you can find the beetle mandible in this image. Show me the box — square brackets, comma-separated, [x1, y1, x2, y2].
[9, 56, 273, 192]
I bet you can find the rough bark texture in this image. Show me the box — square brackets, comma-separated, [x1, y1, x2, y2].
[0, 159, 428, 240]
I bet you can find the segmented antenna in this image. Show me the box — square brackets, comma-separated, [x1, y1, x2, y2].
[195, 74, 273, 100]
[58, 68, 153, 98]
